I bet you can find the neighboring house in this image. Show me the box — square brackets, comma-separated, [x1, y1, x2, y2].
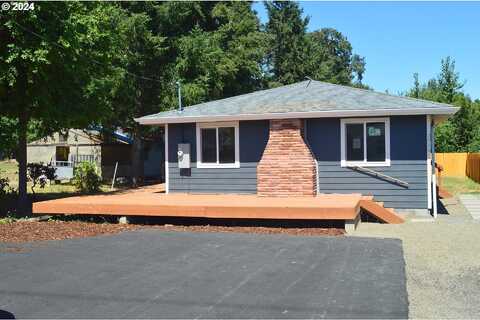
[27, 129, 164, 181]
[27, 129, 130, 180]
[136, 80, 458, 216]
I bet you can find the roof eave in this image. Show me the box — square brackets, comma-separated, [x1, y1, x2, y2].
[135, 107, 459, 125]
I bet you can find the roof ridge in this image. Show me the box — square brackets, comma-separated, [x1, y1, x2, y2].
[141, 81, 309, 118]
[310, 80, 453, 108]
[180, 81, 308, 110]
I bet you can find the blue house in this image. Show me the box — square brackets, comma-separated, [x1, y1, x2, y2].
[136, 80, 457, 216]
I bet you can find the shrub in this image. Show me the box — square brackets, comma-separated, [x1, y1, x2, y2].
[0, 175, 11, 196]
[27, 162, 57, 194]
[73, 162, 102, 193]
[0, 214, 16, 225]
[0, 170, 16, 218]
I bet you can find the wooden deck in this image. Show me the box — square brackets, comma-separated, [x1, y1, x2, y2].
[33, 184, 361, 220]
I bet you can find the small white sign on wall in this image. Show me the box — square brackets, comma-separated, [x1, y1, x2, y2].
[177, 143, 191, 169]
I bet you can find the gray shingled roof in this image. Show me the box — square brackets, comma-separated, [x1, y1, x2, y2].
[136, 80, 457, 124]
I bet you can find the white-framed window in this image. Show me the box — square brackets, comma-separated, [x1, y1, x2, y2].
[340, 117, 390, 167]
[196, 121, 240, 168]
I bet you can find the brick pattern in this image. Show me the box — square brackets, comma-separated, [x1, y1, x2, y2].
[257, 119, 317, 197]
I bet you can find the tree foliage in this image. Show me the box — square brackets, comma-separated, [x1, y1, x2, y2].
[176, 2, 267, 104]
[264, 2, 366, 87]
[265, 1, 309, 85]
[407, 57, 480, 152]
[0, 2, 123, 212]
[306, 28, 353, 85]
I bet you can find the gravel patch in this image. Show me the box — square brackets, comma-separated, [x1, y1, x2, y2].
[352, 198, 480, 318]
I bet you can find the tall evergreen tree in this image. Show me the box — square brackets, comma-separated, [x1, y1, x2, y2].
[265, 1, 309, 85]
[175, 2, 266, 105]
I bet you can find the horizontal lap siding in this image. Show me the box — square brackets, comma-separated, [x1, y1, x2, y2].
[307, 116, 428, 209]
[169, 162, 257, 193]
[168, 121, 268, 194]
[317, 161, 427, 209]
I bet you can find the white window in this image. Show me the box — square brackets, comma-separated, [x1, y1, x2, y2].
[340, 118, 390, 167]
[196, 121, 240, 168]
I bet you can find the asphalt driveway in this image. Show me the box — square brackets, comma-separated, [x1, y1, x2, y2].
[0, 230, 408, 318]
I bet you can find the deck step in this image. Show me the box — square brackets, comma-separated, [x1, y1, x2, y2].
[359, 199, 404, 224]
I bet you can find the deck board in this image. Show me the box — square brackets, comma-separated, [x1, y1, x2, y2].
[33, 184, 361, 220]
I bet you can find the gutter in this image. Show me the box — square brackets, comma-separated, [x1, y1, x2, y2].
[135, 107, 459, 125]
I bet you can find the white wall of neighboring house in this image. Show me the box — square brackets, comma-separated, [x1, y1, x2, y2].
[27, 130, 102, 166]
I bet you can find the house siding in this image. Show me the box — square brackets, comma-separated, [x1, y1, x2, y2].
[306, 115, 428, 209]
[168, 121, 269, 193]
[166, 116, 429, 210]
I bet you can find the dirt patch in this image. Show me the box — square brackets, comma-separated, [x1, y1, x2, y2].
[0, 220, 141, 243]
[0, 219, 343, 243]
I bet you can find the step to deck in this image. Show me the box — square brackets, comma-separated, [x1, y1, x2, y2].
[359, 196, 404, 224]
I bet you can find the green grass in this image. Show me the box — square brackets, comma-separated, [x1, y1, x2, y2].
[0, 160, 114, 195]
[442, 176, 480, 195]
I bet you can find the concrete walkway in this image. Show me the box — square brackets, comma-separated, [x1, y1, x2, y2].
[459, 194, 480, 220]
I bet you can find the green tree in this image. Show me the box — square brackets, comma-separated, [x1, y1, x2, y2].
[351, 54, 366, 85]
[305, 28, 354, 85]
[0, 2, 122, 214]
[265, 1, 309, 85]
[407, 57, 479, 152]
[438, 56, 464, 104]
[106, 2, 169, 186]
[175, 2, 267, 104]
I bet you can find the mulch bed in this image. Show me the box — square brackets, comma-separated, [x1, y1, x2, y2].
[155, 224, 344, 236]
[0, 220, 343, 243]
[0, 220, 141, 243]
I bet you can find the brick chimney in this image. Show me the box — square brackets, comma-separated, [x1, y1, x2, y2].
[257, 119, 317, 197]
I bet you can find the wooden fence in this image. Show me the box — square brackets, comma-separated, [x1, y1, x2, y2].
[435, 152, 480, 183]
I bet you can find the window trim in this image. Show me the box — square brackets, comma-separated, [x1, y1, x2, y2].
[196, 121, 240, 168]
[340, 117, 391, 167]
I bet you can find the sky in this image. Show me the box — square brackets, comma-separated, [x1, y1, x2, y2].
[253, 1, 480, 100]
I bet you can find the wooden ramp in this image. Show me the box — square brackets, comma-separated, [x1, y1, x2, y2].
[359, 196, 404, 224]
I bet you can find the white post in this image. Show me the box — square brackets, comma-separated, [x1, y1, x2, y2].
[431, 122, 438, 218]
[111, 161, 118, 191]
[426, 115, 432, 210]
[164, 124, 169, 194]
[432, 174, 438, 218]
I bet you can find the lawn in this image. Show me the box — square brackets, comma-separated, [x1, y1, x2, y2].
[442, 176, 480, 195]
[0, 160, 114, 194]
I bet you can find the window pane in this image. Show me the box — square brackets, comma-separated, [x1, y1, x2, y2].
[218, 127, 235, 163]
[366, 122, 386, 162]
[346, 123, 364, 161]
[201, 128, 216, 163]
